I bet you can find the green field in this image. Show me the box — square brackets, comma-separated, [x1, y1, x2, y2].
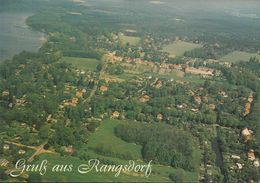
[162, 41, 202, 58]
[60, 56, 100, 71]
[86, 119, 142, 160]
[30, 119, 199, 182]
[119, 34, 140, 46]
[220, 51, 260, 63]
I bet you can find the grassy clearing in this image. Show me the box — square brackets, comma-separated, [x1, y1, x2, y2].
[30, 119, 199, 182]
[119, 34, 140, 46]
[86, 119, 142, 160]
[60, 56, 100, 71]
[162, 41, 202, 58]
[220, 51, 260, 63]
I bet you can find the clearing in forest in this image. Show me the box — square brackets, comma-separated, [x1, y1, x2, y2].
[162, 41, 202, 58]
[61, 56, 100, 71]
[119, 34, 140, 46]
[220, 51, 260, 63]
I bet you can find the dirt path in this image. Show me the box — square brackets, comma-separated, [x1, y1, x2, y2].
[5, 141, 57, 162]
[83, 56, 108, 103]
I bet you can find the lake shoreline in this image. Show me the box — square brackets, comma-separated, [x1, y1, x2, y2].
[0, 12, 46, 60]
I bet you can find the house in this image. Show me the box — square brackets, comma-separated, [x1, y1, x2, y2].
[3, 144, 10, 150]
[203, 96, 209, 103]
[172, 64, 182, 70]
[155, 80, 162, 89]
[76, 90, 83, 98]
[69, 36, 76, 43]
[63, 145, 74, 155]
[219, 91, 228, 98]
[247, 149, 256, 161]
[209, 104, 216, 110]
[112, 111, 120, 118]
[18, 150, 26, 155]
[2, 91, 9, 97]
[248, 93, 254, 103]
[15, 98, 27, 106]
[71, 97, 78, 106]
[0, 159, 9, 167]
[194, 95, 202, 104]
[241, 128, 251, 142]
[157, 113, 163, 120]
[191, 108, 199, 113]
[100, 86, 108, 92]
[236, 163, 243, 170]
[46, 114, 52, 122]
[65, 84, 76, 91]
[21, 123, 27, 127]
[184, 67, 214, 76]
[177, 104, 184, 109]
[231, 155, 241, 160]
[243, 102, 251, 116]
[139, 95, 150, 103]
[253, 160, 259, 167]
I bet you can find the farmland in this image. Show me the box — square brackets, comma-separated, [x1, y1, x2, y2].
[162, 41, 202, 58]
[220, 51, 260, 63]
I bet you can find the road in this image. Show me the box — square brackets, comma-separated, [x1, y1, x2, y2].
[83, 56, 108, 103]
[5, 140, 57, 162]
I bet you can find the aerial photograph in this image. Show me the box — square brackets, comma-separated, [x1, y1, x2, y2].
[0, 0, 259, 182]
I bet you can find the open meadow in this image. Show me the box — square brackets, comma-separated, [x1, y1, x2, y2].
[85, 119, 142, 160]
[32, 119, 199, 182]
[60, 56, 101, 71]
[220, 51, 260, 63]
[162, 41, 202, 58]
[119, 34, 140, 46]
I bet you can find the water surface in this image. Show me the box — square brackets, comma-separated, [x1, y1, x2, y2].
[0, 12, 44, 60]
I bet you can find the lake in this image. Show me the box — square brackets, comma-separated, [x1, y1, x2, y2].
[0, 12, 45, 60]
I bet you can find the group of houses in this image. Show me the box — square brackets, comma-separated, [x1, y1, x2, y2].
[230, 128, 259, 170]
[243, 93, 254, 116]
[106, 51, 216, 78]
[61, 88, 86, 108]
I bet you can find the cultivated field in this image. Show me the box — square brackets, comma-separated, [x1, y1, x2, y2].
[220, 51, 260, 63]
[60, 56, 100, 71]
[162, 41, 202, 58]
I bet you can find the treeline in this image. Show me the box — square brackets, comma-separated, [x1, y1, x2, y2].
[221, 62, 259, 92]
[27, 11, 103, 60]
[184, 45, 232, 60]
[114, 122, 197, 171]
